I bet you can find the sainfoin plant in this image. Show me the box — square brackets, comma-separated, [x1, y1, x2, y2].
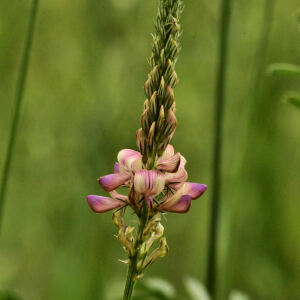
[87, 0, 207, 299]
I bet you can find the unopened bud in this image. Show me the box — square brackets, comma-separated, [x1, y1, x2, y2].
[136, 128, 146, 155]
[117, 226, 135, 256]
[142, 213, 161, 240]
[144, 76, 153, 99]
[164, 109, 177, 136]
[148, 122, 156, 148]
[149, 91, 158, 116]
[165, 85, 174, 109]
[143, 237, 168, 268]
[169, 71, 178, 88]
[157, 105, 165, 130]
[158, 76, 166, 99]
[112, 210, 124, 229]
[141, 108, 150, 132]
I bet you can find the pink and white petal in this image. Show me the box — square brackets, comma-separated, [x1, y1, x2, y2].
[157, 152, 181, 173]
[161, 144, 175, 160]
[109, 190, 128, 202]
[160, 195, 192, 213]
[134, 170, 165, 196]
[160, 184, 185, 208]
[99, 173, 131, 192]
[129, 187, 140, 207]
[114, 162, 120, 173]
[117, 149, 142, 172]
[87, 195, 124, 213]
[184, 182, 207, 200]
[165, 166, 188, 184]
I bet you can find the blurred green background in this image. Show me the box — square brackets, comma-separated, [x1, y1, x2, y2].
[0, 0, 299, 299]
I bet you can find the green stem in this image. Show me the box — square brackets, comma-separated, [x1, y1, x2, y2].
[123, 208, 148, 300]
[221, 0, 275, 297]
[206, 0, 232, 298]
[0, 0, 39, 231]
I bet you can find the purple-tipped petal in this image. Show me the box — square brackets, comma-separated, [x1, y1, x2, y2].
[114, 162, 120, 173]
[87, 195, 124, 213]
[99, 173, 131, 192]
[157, 152, 181, 173]
[160, 195, 191, 213]
[184, 183, 207, 200]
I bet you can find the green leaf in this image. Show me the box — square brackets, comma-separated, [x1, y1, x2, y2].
[184, 277, 211, 300]
[267, 63, 300, 76]
[228, 290, 250, 300]
[139, 277, 176, 300]
[282, 92, 300, 110]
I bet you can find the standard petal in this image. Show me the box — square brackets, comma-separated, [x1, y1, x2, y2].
[134, 170, 165, 196]
[87, 195, 124, 213]
[160, 195, 191, 213]
[117, 149, 142, 172]
[184, 183, 207, 200]
[99, 173, 131, 192]
[157, 152, 181, 173]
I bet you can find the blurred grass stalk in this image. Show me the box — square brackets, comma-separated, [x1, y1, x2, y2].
[0, 0, 39, 231]
[206, 0, 232, 298]
[220, 0, 275, 298]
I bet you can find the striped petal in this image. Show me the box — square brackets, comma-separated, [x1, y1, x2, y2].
[183, 182, 207, 200]
[157, 152, 181, 173]
[160, 195, 191, 213]
[134, 170, 165, 196]
[87, 195, 124, 213]
[99, 173, 131, 192]
[117, 149, 142, 172]
[160, 184, 185, 208]
[165, 165, 188, 184]
[161, 144, 175, 160]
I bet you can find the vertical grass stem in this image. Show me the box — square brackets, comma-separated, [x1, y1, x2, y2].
[206, 0, 232, 298]
[0, 0, 39, 231]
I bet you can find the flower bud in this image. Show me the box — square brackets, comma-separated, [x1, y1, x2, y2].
[149, 91, 158, 116]
[117, 225, 135, 256]
[148, 122, 156, 148]
[112, 210, 124, 229]
[144, 76, 154, 99]
[136, 128, 146, 155]
[158, 76, 166, 99]
[142, 213, 161, 240]
[157, 105, 165, 131]
[143, 237, 168, 268]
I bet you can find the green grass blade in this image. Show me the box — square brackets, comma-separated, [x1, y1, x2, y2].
[0, 0, 39, 231]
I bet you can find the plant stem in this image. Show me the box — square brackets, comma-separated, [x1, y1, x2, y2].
[0, 0, 39, 232]
[123, 208, 148, 300]
[206, 0, 232, 298]
[221, 0, 275, 297]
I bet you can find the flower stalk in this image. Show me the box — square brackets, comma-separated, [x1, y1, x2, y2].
[87, 1, 207, 300]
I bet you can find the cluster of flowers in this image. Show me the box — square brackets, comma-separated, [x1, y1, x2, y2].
[87, 145, 206, 214]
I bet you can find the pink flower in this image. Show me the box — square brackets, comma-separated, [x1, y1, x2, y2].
[87, 145, 207, 214]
